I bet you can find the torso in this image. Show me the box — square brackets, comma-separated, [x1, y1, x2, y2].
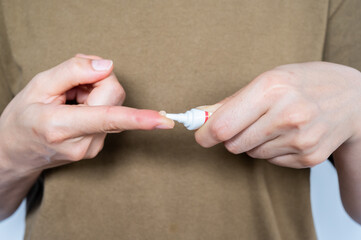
[2, 1, 328, 239]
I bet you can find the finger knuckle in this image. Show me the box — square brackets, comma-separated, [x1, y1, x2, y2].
[267, 157, 293, 167]
[44, 130, 66, 144]
[247, 147, 268, 159]
[87, 138, 105, 159]
[87, 148, 99, 159]
[246, 150, 257, 159]
[93, 141, 105, 158]
[259, 70, 284, 84]
[194, 132, 208, 147]
[299, 156, 315, 168]
[224, 140, 241, 154]
[267, 157, 281, 166]
[117, 84, 126, 98]
[68, 144, 88, 161]
[209, 120, 232, 142]
[282, 106, 314, 129]
[32, 72, 45, 82]
[28, 72, 46, 91]
[41, 114, 66, 144]
[112, 82, 126, 104]
[291, 136, 318, 152]
[299, 154, 322, 168]
[68, 57, 85, 74]
[100, 106, 119, 132]
[258, 70, 295, 97]
[87, 151, 98, 159]
[264, 127, 274, 138]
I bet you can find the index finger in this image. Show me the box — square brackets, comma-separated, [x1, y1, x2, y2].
[44, 105, 174, 139]
[195, 84, 269, 148]
[34, 56, 113, 97]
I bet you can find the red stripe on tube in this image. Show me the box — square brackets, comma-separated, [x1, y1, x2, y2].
[204, 111, 209, 123]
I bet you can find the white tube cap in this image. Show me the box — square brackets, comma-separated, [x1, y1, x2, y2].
[166, 108, 211, 130]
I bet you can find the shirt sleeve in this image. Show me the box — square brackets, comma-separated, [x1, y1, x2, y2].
[323, 0, 361, 70]
[0, 2, 18, 113]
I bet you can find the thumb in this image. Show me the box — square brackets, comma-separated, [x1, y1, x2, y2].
[34, 55, 113, 96]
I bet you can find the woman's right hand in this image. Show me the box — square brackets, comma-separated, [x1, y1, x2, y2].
[0, 54, 174, 176]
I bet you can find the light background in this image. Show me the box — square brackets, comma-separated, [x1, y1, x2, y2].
[1, 160, 361, 239]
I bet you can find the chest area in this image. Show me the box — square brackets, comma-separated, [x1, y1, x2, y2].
[3, 0, 328, 110]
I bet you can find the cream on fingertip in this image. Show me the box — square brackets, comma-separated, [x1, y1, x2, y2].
[159, 110, 167, 116]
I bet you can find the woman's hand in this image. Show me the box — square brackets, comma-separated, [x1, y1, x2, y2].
[0, 54, 174, 220]
[195, 62, 361, 168]
[0, 54, 174, 176]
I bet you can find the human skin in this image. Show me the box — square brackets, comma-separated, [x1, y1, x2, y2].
[1, 59, 361, 224]
[195, 62, 361, 223]
[0, 54, 174, 220]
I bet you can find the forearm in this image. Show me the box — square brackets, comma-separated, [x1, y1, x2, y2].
[0, 152, 41, 220]
[334, 136, 361, 224]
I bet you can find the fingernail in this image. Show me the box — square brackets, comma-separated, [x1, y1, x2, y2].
[196, 104, 221, 113]
[91, 59, 113, 71]
[196, 105, 211, 110]
[156, 124, 174, 129]
[155, 115, 175, 129]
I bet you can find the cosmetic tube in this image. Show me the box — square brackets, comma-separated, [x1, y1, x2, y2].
[165, 108, 212, 130]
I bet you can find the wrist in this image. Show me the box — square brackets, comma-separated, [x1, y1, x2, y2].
[0, 149, 41, 221]
[0, 145, 42, 181]
[348, 68, 361, 144]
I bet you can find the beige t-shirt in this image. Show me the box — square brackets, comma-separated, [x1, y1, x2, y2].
[0, 0, 360, 239]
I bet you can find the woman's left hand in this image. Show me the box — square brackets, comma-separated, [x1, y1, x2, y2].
[195, 62, 361, 168]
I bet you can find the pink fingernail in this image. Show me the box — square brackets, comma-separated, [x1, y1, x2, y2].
[91, 59, 113, 71]
[155, 124, 174, 129]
